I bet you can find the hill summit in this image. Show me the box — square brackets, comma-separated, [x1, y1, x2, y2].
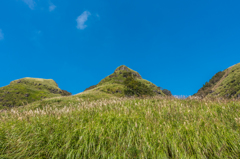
[98, 65, 142, 85]
[114, 65, 142, 78]
[85, 65, 171, 97]
[194, 63, 240, 99]
[0, 77, 71, 108]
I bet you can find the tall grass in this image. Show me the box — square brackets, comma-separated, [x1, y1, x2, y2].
[0, 97, 239, 158]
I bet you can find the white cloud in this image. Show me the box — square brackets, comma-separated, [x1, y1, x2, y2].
[0, 29, 4, 40]
[22, 0, 35, 10]
[49, 4, 56, 12]
[76, 11, 91, 30]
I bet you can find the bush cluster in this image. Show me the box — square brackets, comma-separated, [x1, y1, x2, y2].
[162, 89, 172, 96]
[84, 85, 97, 92]
[195, 71, 225, 97]
[123, 76, 154, 97]
[202, 71, 225, 90]
[60, 90, 72, 96]
[122, 72, 137, 78]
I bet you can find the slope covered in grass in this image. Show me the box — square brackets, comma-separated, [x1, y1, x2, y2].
[0, 96, 239, 158]
[0, 78, 71, 109]
[194, 63, 240, 99]
[86, 65, 168, 97]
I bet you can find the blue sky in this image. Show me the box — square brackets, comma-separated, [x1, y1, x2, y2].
[0, 0, 240, 95]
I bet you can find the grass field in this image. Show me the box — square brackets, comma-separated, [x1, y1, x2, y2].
[0, 95, 240, 158]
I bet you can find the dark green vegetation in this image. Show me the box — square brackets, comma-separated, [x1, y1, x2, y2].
[84, 85, 97, 91]
[194, 71, 225, 97]
[162, 89, 172, 96]
[85, 65, 171, 97]
[0, 96, 239, 158]
[195, 63, 240, 99]
[123, 74, 154, 96]
[0, 78, 71, 109]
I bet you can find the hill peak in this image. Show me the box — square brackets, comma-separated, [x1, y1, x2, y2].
[85, 65, 169, 97]
[114, 65, 142, 79]
[10, 77, 59, 90]
[114, 65, 131, 72]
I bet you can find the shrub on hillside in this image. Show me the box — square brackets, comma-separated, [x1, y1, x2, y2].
[122, 72, 138, 78]
[162, 89, 172, 96]
[209, 71, 225, 84]
[123, 77, 154, 97]
[195, 71, 225, 97]
[84, 85, 97, 91]
[61, 90, 72, 96]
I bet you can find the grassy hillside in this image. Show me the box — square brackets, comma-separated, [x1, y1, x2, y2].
[0, 95, 239, 158]
[86, 65, 168, 97]
[0, 65, 239, 158]
[194, 63, 240, 99]
[0, 78, 71, 109]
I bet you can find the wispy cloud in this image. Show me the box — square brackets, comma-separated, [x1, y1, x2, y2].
[76, 11, 91, 30]
[49, 3, 56, 12]
[22, 0, 35, 10]
[0, 29, 4, 40]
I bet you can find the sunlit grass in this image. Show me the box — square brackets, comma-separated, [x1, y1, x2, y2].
[0, 96, 239, 158]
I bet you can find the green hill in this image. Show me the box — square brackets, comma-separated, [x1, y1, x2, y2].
[84, 65, 170, 97]
[194, 63, 240, 98]
[0, 65, 171, 109]
[0, 77, 71, 108]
